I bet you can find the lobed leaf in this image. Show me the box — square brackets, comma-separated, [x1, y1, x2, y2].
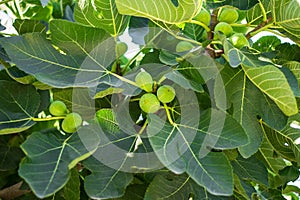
[216, 66, 287, 157]
[0, 80, 40, 134]
[19, 124, 101, 198]
[272, 0, 300, 42]
[144, 172, 232, 200]
[0, 32, 117, 88]
[74, 0, 129, 35]
[243, 65, 298, 116]
[115, 0, 202, 24]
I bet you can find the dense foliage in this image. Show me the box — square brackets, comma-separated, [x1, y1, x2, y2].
[0, 0, 300, 199]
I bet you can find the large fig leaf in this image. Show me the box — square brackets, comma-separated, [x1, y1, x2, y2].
[147, 112, 235, 196]
[0, 80, 40, 134]
[144, 172, 232, 200]
[82, 109, 146, 199]
[243, 65, 298, 116]
[272, 0, 300, 42]
[232, 155, 269, 186]
[215, 66, 287, 157]
[207, 0, 259, 10]
[50, 19, 110, 63]
[83, 156, 133, 199]
[19, 124, 101, 198]
[263, 114, 300, 165]
[74, 0, 129, 35]
[246, 0, 271, 24]
[284, 61, 300, 85]
[115, 0, 202, 24]
[0, 32, 117, 88]
[256, 134, 287, 174]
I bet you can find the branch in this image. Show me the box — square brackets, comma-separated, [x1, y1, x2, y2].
[0, 181, 31, 200]
[207, 9, 219, 40]
[246, 16, 273, 39]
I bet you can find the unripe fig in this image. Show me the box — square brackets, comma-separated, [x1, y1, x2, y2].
[214, 22, 233, 37]
[229, 33, 249, 49]
[135, 70, 153, 92]
[157, 85, 176, 103]
[61, 112, 82, 133]
[218, 8, 239, 24]
[139, 93, 160, 113]
[194, 8, 211, 26]
[176, 41, 194, 52]
[49, 100, 67, 116]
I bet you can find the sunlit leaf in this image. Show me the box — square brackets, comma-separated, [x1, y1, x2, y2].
[272, 0, 300, 42]
[115, 0, 202, 24]
[74, 0, 129, 35]
[216, 66, 287, 157]
[243, 65, 298, 116]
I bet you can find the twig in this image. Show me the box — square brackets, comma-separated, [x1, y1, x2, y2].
[0, 181, 31, 200]
[207, 9, 219, 40]
[246, 16, 273, 39]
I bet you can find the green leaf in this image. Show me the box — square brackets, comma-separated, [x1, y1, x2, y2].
[0, 33, 115, 88]
[252, 36, 281, 52]
[0, 80, 40, 134]
[275, 43, 300, 64]
[115, 0, 202, 24]
[0, 137, 24, 170]
[256, 135, 287, 174]
[207, 0, 259, 10]
[243, 65, 298, 116]
[223, 40, 271, 68]
[164, 70, 203, 93]
[182, 23, 206, 42]
[84, 109, 134, 199]
[246, 0, 271, 25]
[6, 66, 36, 84]
[18, 125, 101, 198]
[216, 66, 287, 157]
[232, 174, 252, 200]
[263, 114, 300, 164]
[198, 109, 249, 150]
[83, 156, 133, 199]
[284, 61, 300, 85]
[278, 165, 300, 184]
[50, 19, 110, 63]
[114, 184, 147, 200]
[272, 0, 300, 42]
[232, 154, 269, 186]
[13, 19, 46, 35]
[63, 168, 80, 200]
[147, 114, 234, 196]
[74, 0, 129, 35]
[144, 172, 232, 200]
